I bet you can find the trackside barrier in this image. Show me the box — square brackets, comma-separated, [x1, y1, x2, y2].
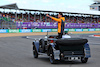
[0, 28, 100, 33]
[83, 29, 89, 31]
[20, 29, 32, 33]
[32, 29, 42, 32]
[0, 29, 8, 33]
[9, 29, 20, 33]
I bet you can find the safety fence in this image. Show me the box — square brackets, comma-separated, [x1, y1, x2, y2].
[0, 17, 16, 29]
[0, 28, 100, 33]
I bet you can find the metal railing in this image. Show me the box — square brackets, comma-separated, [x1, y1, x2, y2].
[0, 17, 16, 29]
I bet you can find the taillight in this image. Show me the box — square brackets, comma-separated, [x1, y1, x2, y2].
[49, 37, 54, 43]
[50, 40, 54, 43]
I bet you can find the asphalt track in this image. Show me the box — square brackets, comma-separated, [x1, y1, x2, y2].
[0, 33, 100, 67]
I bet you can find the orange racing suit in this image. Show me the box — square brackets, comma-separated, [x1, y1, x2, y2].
[51, 17, 65, 34]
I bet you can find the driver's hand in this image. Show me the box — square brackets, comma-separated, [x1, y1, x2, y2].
[46, 14, 50, 17]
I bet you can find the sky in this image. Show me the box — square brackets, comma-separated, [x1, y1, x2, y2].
[0, 0, 95, 12]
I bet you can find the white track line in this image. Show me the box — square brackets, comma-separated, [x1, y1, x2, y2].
[89, 35, 100, 38]
[26, 36, 42, 40]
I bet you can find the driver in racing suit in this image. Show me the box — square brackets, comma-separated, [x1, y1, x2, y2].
[46, 13, 65, 39]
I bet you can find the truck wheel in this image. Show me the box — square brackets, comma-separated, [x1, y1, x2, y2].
[33, 45, 38, 58]
[39, 39, 45, 53]
[49, 47, 57, 64]
[81, 57, 88, 63]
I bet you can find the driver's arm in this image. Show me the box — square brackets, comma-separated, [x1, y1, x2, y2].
[51, 17, 61, 22]
[46, 14, 61, 22]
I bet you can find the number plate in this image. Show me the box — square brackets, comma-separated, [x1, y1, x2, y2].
[71, 57, 78, 60]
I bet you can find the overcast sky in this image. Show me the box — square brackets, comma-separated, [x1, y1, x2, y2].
[0, 0, 95, 11]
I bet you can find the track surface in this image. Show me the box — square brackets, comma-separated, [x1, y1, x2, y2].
[0, 34, 100, 67]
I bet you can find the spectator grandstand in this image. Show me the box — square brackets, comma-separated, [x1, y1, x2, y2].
[0, 11, 100, 23]
[0, 3, 100, 29]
